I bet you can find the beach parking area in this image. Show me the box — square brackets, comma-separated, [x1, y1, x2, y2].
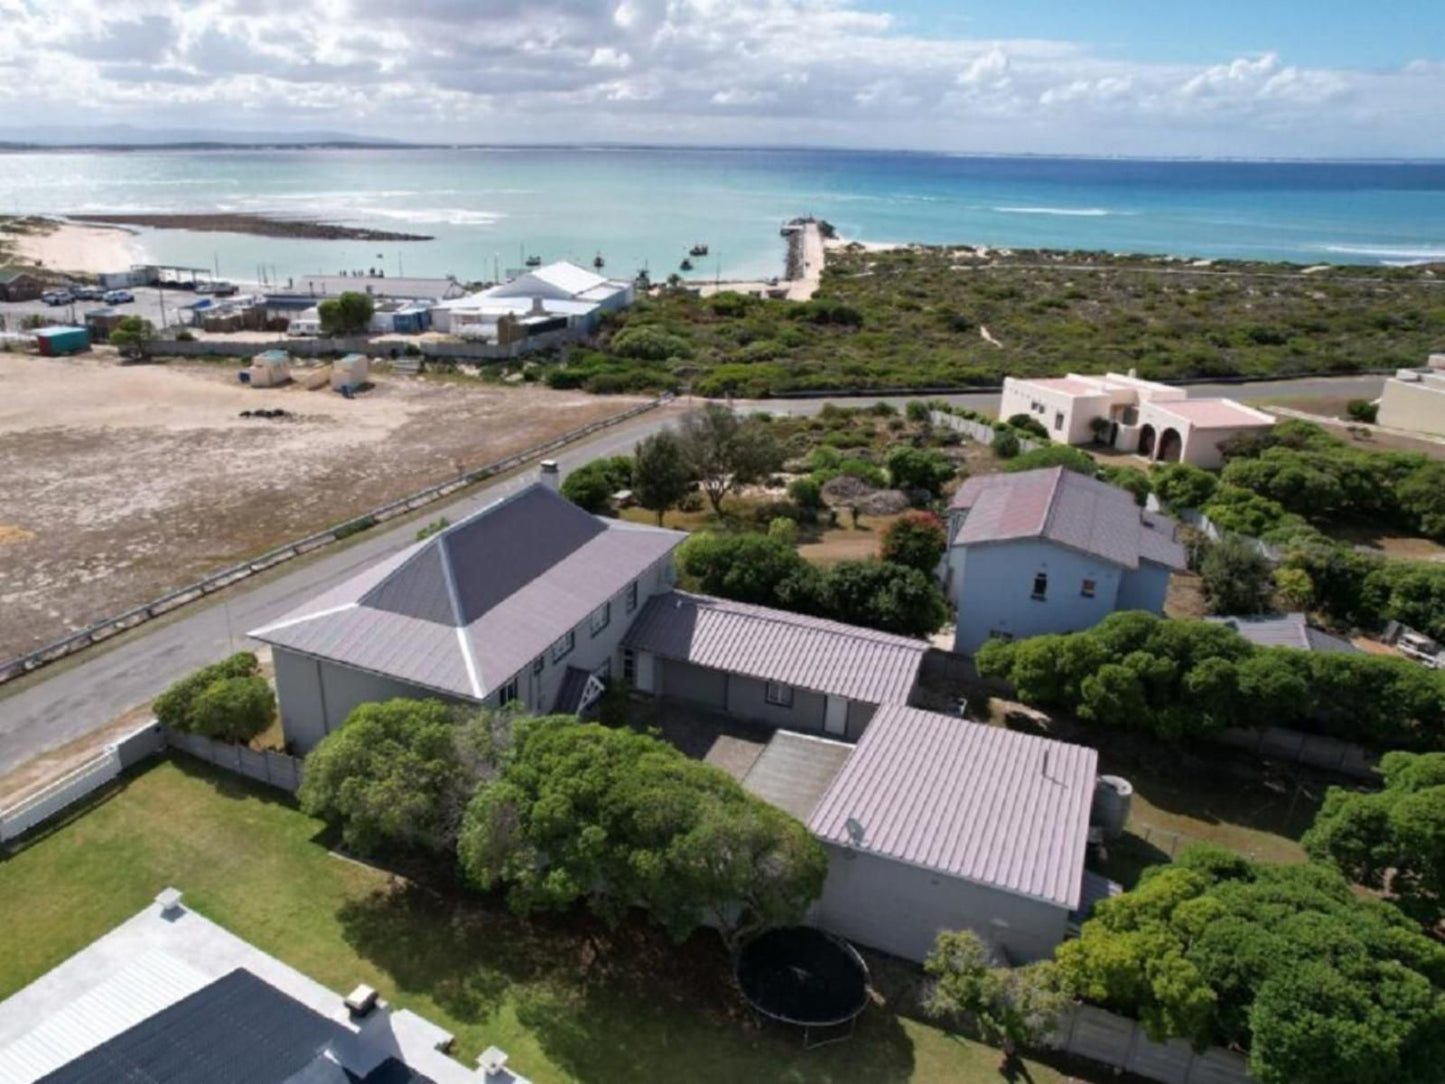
[0, 354, 640, 661]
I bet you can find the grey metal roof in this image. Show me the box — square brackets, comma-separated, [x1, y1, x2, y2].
[809, 705, 1098, 910]
[1206, 612, 1360, 654]
[623, 591, 927, 706]
[252, 485, 684, 699]
[40, 968, 433, 1084]
[742, 731, 855, 823]
[553, 667, 591, 714]
[949, 467, 1186, 571]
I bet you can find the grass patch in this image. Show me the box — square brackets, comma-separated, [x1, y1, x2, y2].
[0, 756, 1109, 1084]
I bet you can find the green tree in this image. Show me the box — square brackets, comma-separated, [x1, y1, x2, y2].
[189, 675, 275, 743]
[153, 652, 261, 732]
[1397, 462, 1445, 541]
[1096, 464, 1152, 506]
[1303, 751, 1445, 927]
[457, 718, 826, 947]
[1002, 444, 1098, 476]
[298, 699, 480, 854]
[820, 559, 949, 637]
[317, 291, 376, 335]
[787, 477, 823, 511]
[1200, 535, 1274, 615]
[108, 315, 155, 355]
[1151, 463, 1218, 510]
[885, 446, 955, 495]
[1272, 566, 1314, 611]
[1005, 413, 1050, 439]
[924, 929, 1069, 1052]
[676, 403, 784, 514]
[879, 511, 947, 575]
[991, 428, 1020, 459]
[631, 430, 693, 525]
[560, 464, 614, 514]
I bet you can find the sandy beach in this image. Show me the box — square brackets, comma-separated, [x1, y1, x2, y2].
[12, 220, 145, 275]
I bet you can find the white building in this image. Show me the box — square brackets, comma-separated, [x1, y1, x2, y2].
[431, 261, 634, 341]
[1001, 370, 1274, 468]
[1377, 355, 1445, 438]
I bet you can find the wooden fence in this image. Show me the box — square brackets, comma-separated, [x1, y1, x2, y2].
[1053, 1004, 1253, 1084]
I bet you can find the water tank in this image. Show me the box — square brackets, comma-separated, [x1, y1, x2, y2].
[1091, 775, 1133, 842]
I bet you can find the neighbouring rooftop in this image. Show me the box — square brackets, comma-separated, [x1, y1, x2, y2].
[808, 705, 1098, 910]
[948, 466, 1186, 571]
[1148, 398, 1275, 428]
[1207, 612, 1359, 653]
[741, 730, 856, 822]
[623, 590, 928, 706]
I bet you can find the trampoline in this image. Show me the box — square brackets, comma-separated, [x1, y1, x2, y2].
[734, 926, 871, 1048]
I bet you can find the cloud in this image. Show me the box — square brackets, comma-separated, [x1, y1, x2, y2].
[0, 1, 1439, 156]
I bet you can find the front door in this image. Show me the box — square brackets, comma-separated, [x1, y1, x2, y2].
[824, 695, 848, 737]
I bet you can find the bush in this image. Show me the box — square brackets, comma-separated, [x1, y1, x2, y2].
[885, 446, 954, 495]
[1151, 462, 1218, 510]
[820, 559, 950, 637]
[610, 325, 694, 361]
[880, 511, 947, 574]
[1002, 444, 1097, 476]
[189, 675, 275, 743]
[787, 477, 823, 509]
[905, 400, 931, 423]
[1006, 413, 1049, 439]
[560, 457, 630, 514]
[317, 291, 375, 335]
[1200, 535, 1275, 615]
[991, 429, 1020, 459]
[154, 652, 260, 732]
[415, 516, 450, 541]
[1346, 398, 1379, 423]
[1096, 464, 1152, 506]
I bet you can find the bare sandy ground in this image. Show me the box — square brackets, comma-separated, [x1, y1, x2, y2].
[12, 221, 145, 275]
[0, 355, 641, 659]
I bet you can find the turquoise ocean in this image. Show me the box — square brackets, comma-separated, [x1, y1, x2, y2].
[1, 146, 1443, 283]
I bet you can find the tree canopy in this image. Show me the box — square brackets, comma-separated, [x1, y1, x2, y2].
[1001, 444, 1098, 476]
[1199, 534, 1275, 615]
[676, 404, 784, 514]
[975, 611, 1445, 748]
[884, 446, 955, 496]
[1056, 844, 1445, 1084]
[153, 651, 274, 743]
[561, 456, 631, 514]
[924, 929, 1068, 1051]
[631, 430, 693, 524]
[317, 291, 376, 335]
[298, 698, 490, 854]
[1303, 750, 1445, 928]
[879, 511, 947, 575]
[456, 717, 826, 947]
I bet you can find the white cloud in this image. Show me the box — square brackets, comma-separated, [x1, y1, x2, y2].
[0, 1, 1439, 155]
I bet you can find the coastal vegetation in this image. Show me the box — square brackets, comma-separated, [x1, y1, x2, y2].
[553, 246, 1445, 395]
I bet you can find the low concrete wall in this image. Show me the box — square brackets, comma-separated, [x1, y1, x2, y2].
[930, 410, 1043, 453]
[167, 730, 305, 793]
[146, 329, 579, 363]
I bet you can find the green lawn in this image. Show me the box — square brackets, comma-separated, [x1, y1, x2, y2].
[0, 757, 1107, 1084]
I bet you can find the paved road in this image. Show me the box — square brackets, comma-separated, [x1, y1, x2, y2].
[0, 372, 1387, 776]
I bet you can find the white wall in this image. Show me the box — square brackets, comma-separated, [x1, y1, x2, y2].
[810, 844, 1070, 964]
[1379, 374, 1445, 437]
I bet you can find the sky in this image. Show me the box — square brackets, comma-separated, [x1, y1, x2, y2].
[1, 0, 1442, 157]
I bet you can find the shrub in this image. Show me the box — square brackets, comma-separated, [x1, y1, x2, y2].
[1151, 462, 1218, 510]
[1002, 444, 1096, 476]
[905, 400, 931, 423]
[317, 291, 375, 335]
[1097, 464, 1152, 506]
[820, 559, 949, 637]
[992, 429, 1020, 459]
[154, 652, 260, 732]
[416, 516, 450, 541]
[189, 676, 275, 743]
[1006, 413, 1049, 439]
[885, 446, 954, 495]
[1200, 535, 1275, 615]
[610, 325, 694, 361]
[1346, 398, 1379, 423]
[334, 514, 377, 540]
[880, 511, 947, 574]
[787, 477, 823, 510]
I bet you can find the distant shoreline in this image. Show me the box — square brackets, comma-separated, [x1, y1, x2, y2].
[68, 213, 433, 243]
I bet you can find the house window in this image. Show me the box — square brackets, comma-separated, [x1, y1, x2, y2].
[589, 601, 611, 636]
[550, 629, 575, 662]
[1054, 411, 1065, 431]
[498, 676, 519, 707]
[625, 580, 639, 614]
[532, 655, 545, 676]
[622, 648, 636, 686]
[765, 681, 794, 708]
[1031, 573, 1049, 600]
[1081, 578, 1097, 599]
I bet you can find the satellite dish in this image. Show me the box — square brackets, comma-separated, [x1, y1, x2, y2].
[845, 817, 865, 846]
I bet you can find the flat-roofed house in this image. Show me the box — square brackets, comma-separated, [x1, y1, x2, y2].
[1000, 370, 1274, 467]
[946, 467, 1186, 653]
[1377, 355, 1445, 438]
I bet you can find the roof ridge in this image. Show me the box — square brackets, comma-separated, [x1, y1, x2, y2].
[675, 591, 925, 649]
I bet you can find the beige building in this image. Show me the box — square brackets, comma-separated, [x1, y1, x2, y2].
[1377, 355, 1445, 438]
[1001, 371, 1274, 468]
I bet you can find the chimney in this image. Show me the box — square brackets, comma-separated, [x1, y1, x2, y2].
[477, 1047, 509, 1081]
[539, 460, 560, 491]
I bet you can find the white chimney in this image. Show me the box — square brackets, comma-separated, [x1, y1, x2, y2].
[477, 1047, 509, 1080]
[539, 460, 560, 491]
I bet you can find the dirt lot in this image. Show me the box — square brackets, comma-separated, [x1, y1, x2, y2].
[0, 354, 641, 660]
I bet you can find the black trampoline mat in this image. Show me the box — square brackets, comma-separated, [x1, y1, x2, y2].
[736, 927, 869, 1026]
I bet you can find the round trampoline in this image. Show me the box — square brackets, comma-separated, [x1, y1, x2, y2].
[734, 926, 870, 1047]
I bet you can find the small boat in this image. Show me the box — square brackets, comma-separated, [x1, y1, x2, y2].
[593, 252, 605, 269]
[679, 258, 694, 272]
[524, 254, 542, 267]
[689, 243, 709, 257]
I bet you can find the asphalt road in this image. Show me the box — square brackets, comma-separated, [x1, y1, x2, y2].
[0, 372, 1387, 777]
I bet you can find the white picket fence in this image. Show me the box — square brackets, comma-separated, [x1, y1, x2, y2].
[929, 410, 1043, 453]
[0, 748, 121, 843]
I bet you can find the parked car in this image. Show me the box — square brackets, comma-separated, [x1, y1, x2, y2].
[41, 290, 73, 306]
[103, 290, 135, 304]
[212, 281, 238, 296]
[72, 285, 104, 301]
[1397, 631, 1441, 669]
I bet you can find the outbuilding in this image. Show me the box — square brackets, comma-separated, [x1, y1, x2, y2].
[0, 267, 43, 302]
[33, 325, 90, 356]
[806, 703, 1098, 964]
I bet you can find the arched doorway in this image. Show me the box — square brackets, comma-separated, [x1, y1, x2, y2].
[1158, 427, 1183, 463]
[1138, 423, 1157, 458]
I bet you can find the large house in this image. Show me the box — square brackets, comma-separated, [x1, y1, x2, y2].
[1000, 371, 1275, 469]
[946, 467, 1186, 654]
[1377, 355, 1445, 438]
[0, 267, 43, 302]
[431, 262, 634, 341]
[252, 467, 1106, 965]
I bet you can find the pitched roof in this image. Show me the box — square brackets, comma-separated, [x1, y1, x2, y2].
[0, 267, 40, 284]
[809, 705, 1098, 909]
[948, 467, 1186, 571]
[742, 731, 855, 823]
[39, 968, 433, 1084]
[622, 591, 927, 706]
[1206, 612, 1359, 653]
[251, 485, 684, 699]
